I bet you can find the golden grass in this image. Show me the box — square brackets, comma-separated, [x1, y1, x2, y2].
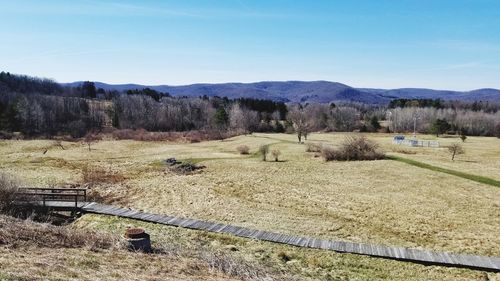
[1, 133, 500, 279]
[0, 214, 294, 281]
[0, 247, 242, 281]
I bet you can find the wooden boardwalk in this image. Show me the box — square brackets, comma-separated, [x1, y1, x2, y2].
[81, 202, 500, 272]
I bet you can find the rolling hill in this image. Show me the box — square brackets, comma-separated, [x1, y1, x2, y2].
[64, 81, 500, 104]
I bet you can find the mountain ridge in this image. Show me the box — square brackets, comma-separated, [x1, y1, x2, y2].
[63, 81, 500, 104]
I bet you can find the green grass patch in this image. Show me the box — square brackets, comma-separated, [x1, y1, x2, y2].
[387, 155, 500, 188]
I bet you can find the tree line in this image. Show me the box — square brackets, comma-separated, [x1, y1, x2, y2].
[1, 72, 499, 139]
[389, 98, 500, 113]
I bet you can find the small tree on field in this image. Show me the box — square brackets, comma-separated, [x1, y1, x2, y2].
[459, 130, 467, 142]
[259, 145, 269, 161]
[84, 133, 101, 151]
[271, 149, 281, 162]
[448, 143, 464, 161]
[287, 107, 309, 143]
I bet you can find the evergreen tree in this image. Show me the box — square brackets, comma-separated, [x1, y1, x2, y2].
[81, 81, 97, 99]
[430, 119, 451, 137]
[370, 116, 381, 131]
[214, 107, 229, 127]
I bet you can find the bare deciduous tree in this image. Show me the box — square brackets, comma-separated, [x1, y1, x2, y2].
[287, 106, 309, 143]
[330, 106, 360, 132]
[259, 145, 269, 161]
[271, 149, 281, 162]
[448, 143, 465, 161]
[229, 104, 260, 134]
[84, 133, 101, 151]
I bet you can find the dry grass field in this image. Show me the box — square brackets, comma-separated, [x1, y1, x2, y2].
[0, 214, 262, 281]
[1, 133, 499, 280]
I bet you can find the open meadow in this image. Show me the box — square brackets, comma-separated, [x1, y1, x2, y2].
[1, 133, 500, 280]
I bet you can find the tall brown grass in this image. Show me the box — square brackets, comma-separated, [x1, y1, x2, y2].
[0, 172, 20, 213]
[81, 165, 126, 188]
[0, 214, 120, 250]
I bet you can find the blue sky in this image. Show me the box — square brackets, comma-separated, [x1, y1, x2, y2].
[1, 0, 500, 90]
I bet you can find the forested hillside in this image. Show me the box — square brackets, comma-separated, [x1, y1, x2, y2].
[1, 72, 500, 139]
[65, 80, 500, 104]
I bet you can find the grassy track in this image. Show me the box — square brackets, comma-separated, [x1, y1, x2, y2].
[387, 155, 500, 188]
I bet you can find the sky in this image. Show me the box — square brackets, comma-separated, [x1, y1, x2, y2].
[1, 0, 500, 90]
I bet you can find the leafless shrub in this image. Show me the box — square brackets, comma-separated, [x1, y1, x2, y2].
[448, 143, 465, 161]
[111, 129, 240, 143]
[305, 142, 322, 152]
[320, 146, 339, 161]
[113, 129, 178, 142]
[0, 214, 121, 250]
[0, 131, 14, 139]
[271, 149, 281, 162]
[184, 130, 203, 143]
[0, 173, 20, 213]
[321, 136, 385, 161]
[259, 145, 269, 161]
[236, 145, 250, 155]
[84, 132, 102, 151]
[112, 129, 141, 140]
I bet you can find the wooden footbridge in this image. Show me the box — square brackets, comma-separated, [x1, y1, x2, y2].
[14, 187, 88, 213]
[14, 188, 500, 272]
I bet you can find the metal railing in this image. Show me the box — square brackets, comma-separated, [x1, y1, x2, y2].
[393, 139, 440, 147]
[16, 187, 87, 209]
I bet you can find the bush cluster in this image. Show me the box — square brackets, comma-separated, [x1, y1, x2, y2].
[236, 145, 250, 155]
[305, 142, 322, 153]
[259, 145, 269, 161]
[321, 136, 385, 161]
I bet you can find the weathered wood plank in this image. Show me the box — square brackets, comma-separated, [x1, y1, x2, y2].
[80, 203, 500, 272]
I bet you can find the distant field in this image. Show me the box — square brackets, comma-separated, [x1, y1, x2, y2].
[1, 133, 499, 279]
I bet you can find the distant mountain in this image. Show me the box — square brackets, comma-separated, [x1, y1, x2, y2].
[64, 81, 500, 104]
[361, 87, 500, 102]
